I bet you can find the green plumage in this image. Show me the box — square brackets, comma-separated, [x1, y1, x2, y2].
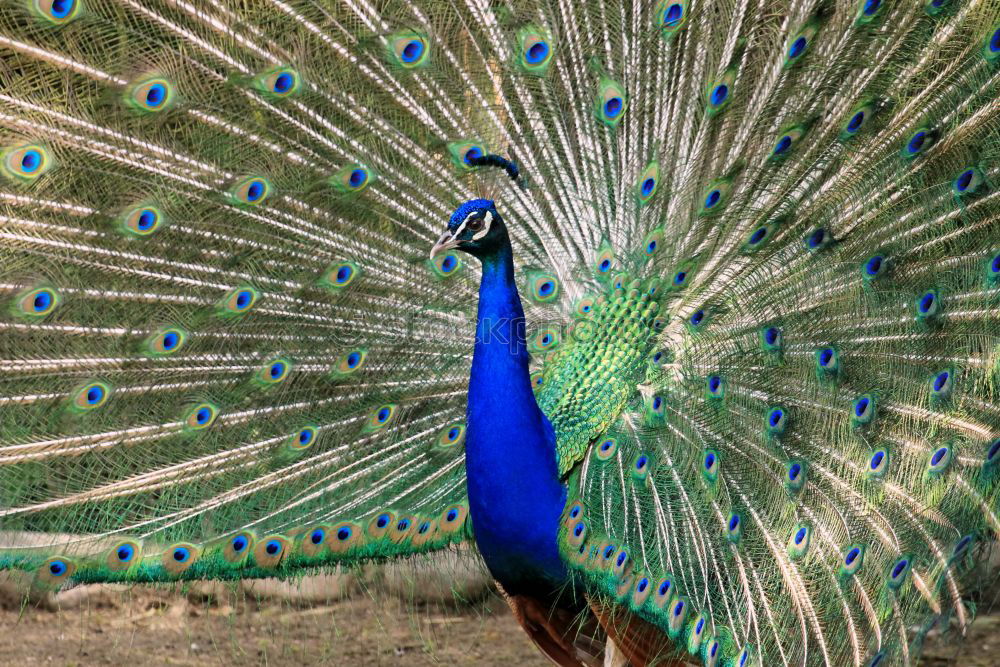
[1, 1, 999, 665]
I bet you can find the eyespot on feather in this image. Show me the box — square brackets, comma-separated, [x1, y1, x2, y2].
[253, 535, 290, 568]
[328, 521, 363, 554]
[435, 423, 465, 450]
[388, 31, 430, 68]
[222, 532, 254, 563]
[287, 425, 318, 451]
[70, 380, 111, 412]
[255, 66, 300, 98]
[257, 357, 292, 386]
[364, 404, 397, 432]
[331, 164, 375, 194]
[32, 0, 81, 23]
[145, 326, 187, 356]
[218, 286, 260, 317]
[410, 517, 439, 548]
[447, 141, 487, 171]
[13, 285, 60, 319]
[595, 77, 627, 127]
[229, 176, 272, 205]
[184, 402, 218, 431]
[331, 348, 367, 379]
[636, 163, 661, 205]
[429, 252, 463, 278]
[517, 26, 554, 74]
[162, 543, 200, 576]
[36, 557, 76, 589]
[2, 144, 53, 182]
[106, 540, 142, 572]
[119, 204, 165, 237]
[438, 504, 468, 535]
[125, 77, 175, 113]
[656, 1, 688, 38]
[367, 511, 396, 539]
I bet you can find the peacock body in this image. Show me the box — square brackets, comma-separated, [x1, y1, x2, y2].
[1, 0, 999, 665]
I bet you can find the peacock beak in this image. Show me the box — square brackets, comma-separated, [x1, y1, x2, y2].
[430, 230, 461, 259]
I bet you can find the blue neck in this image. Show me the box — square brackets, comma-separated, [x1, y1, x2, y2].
[464, 241, 567, 590]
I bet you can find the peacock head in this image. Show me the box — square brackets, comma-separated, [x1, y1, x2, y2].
[430, 198, 508, 260]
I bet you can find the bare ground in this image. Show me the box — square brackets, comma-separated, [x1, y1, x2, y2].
[0, 583, 996, 666]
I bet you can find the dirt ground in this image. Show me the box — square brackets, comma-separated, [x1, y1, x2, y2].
[0, 583, 996, 667]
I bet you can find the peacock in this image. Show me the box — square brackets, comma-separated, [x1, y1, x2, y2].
[1, 0, 999, 664]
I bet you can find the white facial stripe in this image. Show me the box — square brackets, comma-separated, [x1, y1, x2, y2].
[471, 210, 492, 240]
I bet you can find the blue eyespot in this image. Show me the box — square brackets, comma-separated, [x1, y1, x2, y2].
[49, 560, 67, 576]
[933, 371, 950, 393]
[641, 178, 655, 197]
[336, 265, 353, 284]
[907, 131, 927, 155]
[663, 3, 683, 26]
[525, 41, 549, 64]
[346, 352, 362, 368]
[710, 84, 728, 106]
[145, 83, 167, 109]
[616, 551, 627, 567]
[337, 526, 351, 541]
[845, 547, 860, 565]
[847, 111, 865, 134]
[86, 385, 104, 405]
[50, 0, 75, 18]
[789, 36, 807, 59]
[137, 209, 157, 231]
[603, 545, 615, 559]
[604, 97, 623, 118]
[647, 240, 657, 253]
[673, 600, 684, 616]
[298, 428, 314, 445]
[789, 463, 802, 481]
[708, 376, 721, 393]
[32, 290, 52, 312]
[401, 40, 424, 63]
[991, 28, 1000, 53]
[446, 509, 459, 522]
[806, 228, 826, 249]
[674, 271, 687, 286]
[855, 397, 870, 417]
[172, 547, 190, 562]
[573, 522, 584, 537]
[117, 545, 134, 562]
[774, 135, 792, 154]
[397, 518, 411, 532]
[349, 168, 367, 188]
[704, 452, 716, 470]
[269, 362, 285, 379]
[235, 290, 252, 310]
[377, 407, 391, 423]
[376, 513, 390, 528]
[704, 189, 721, 208]
[273, 72, 294, 94]
[265, 540, 282, 555]
[769, 408, 784, 427]
[636, 578, 648, 593]
[749, 227, 767, 245]
[795, 527, 807, 544]
[954, 169, 974, 192]
[865, 256, 883, 276]
[764, 327, 779, 346]
[919, 291, 936, 314]
[659, 579, 672, 596]
[954, 535, 973, 555]
[863, 0, 881, 16]
[21, 149, 42, 173]
[652, 396, 663, 411]
[601, 439, 613, 452]
[931, 446, 948, 467]
[636, 455, 648, 471]
[194, 407, 211, 425]
[819, 348, 834, 367]
[871, 451, 884, 469]
[232, 536, 248, 552]
[696, 618, 705, 634]
[728, 515, 740, 531]
[690, 309, 704, 326]
[311, 529, 326, 545]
